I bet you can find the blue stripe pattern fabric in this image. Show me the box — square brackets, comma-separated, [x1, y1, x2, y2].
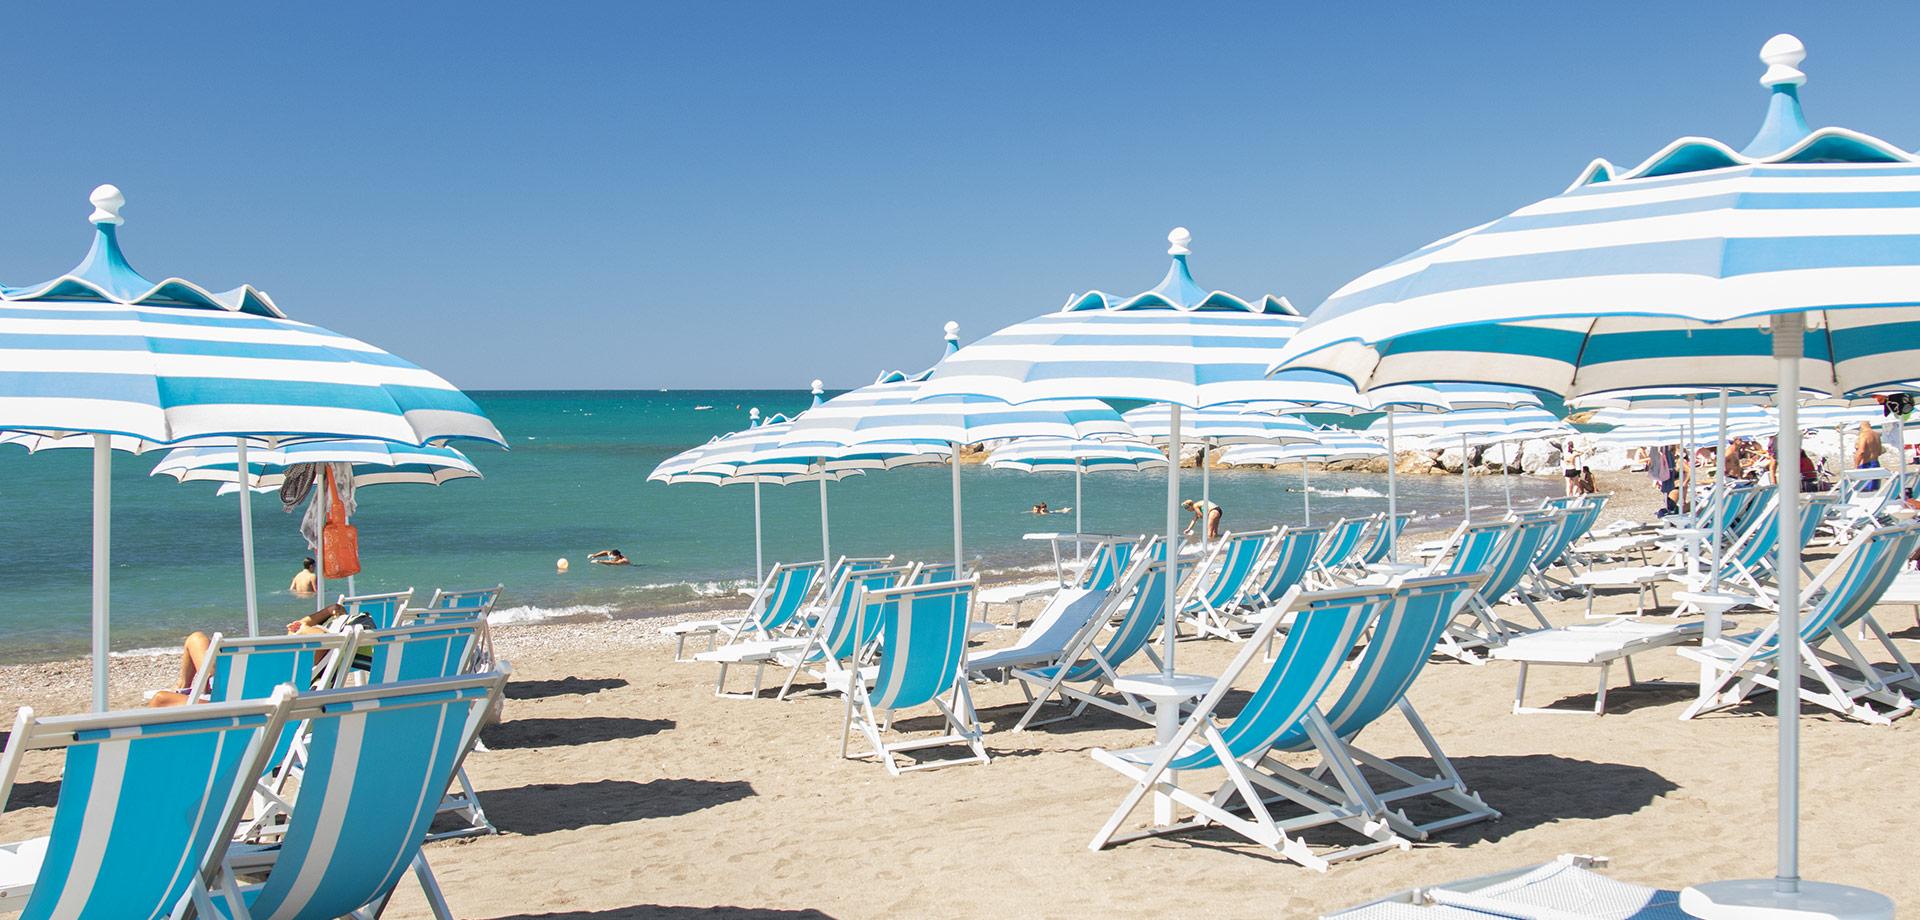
[0, 193, 501, 447]
[1361, 407, 1572, 449]
[1270, 60, 1920, 400]
[985, 437, 1167, 473]
[154, 439, 480, 491]
[1120, 405, 1318, 446]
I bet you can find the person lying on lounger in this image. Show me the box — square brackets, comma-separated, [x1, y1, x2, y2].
[147, 603, 367, 707]
[589, 549, 632, 565]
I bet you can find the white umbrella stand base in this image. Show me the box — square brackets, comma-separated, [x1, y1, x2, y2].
[1680, 879, 1893, 920]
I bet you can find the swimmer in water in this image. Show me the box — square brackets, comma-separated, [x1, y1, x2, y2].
[589, 549, 631, 566]
[1031, 502, 1049, 515]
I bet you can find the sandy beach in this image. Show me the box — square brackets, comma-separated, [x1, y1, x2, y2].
[2, 473, 1915, 918]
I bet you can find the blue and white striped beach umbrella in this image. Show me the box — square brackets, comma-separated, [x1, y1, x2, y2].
[783, 324, 1134, 576]
[987, 437, 1166, 542]
[1271, 37, 1913, 909]
[650, 408, 864, 582]
[153, 440, 482, 491]
[921, 229, 1350, 675]
[2, 187, 502, 709]
[1363, 406, 1571, 520]
[681, 386, 947, 566]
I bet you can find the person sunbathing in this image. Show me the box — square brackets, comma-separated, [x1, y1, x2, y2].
[147, 603, 363, 707]
[589, 549, 632, 566]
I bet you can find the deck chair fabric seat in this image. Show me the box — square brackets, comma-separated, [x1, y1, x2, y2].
[1680, 521, 1920, 724]
[1182, 528, 1278, 640]
[338, 589, 415, 630]
[199, 672, 509, 920]
[0, 693, 295, 919]
[841, 578, 991, 774]
[966, 587, 1109, 673]
[1009, 556, 1168, 730]
[1089, 584, 1400, 870]
[667, 561, 825, 660]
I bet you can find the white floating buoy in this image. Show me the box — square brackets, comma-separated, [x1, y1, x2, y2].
[556, 557, 570, 573]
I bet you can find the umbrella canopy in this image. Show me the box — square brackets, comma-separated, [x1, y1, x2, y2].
[1271, 35, 1907, 912]
[1218, 433, 1388, 466]
[1361, 406, 1571, 450]
[782, 325, 1133, 576]
[1119, 404, 1318, 446]
[985, 437, 1167, 473]
[1, 186, 502, 709]
[153, 440, 481, 491]
[680, 389, 947, 567]
[922, 228, 1331, 679]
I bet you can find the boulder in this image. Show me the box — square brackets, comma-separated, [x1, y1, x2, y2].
[1436, 447, 1465, 474]
[1396, 451, 1440, 475]
[1518, 438, 1561, 475]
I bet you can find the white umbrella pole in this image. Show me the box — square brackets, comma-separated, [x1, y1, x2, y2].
[90, 434, 111, 712]
[314, 511, 326, 613]
[818, 474, 831, 568]
[1074, 462, 1084, 563]
[1772, 313, 1805, 891]
[1501, 440, 1512, 513]
[1301, 462, 1311, 526]
[950, 443, 965, 578]
[1163, 404, 1181, 676]
[1710, 389, 1730, 598]
[753, 481, 764, 582]
[1386, 410, 1400, 563]
[1461, 433, 1471, 523]
[236, 438, 260, 637]
[1898, 418, 1908, 491]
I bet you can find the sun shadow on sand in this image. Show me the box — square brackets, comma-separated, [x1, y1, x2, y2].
[486, 907, 833, 919]
[1519, 681, 1700, 716]
[479, 778, 754, 836]
[480, 717, 673, 750]
[505, 676, 631, 700]
[1411, 753, 1677, 845]
[1, 780, 61, 808]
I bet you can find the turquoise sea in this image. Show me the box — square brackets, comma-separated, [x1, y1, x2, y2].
[0, 390, 1560, 663]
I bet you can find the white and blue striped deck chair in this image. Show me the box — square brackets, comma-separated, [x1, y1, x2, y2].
[1528, 498, 1606, 595]
[912, 562, 958, 585]
[1466, 511, 1561, 632]
[1682, 522, 1920, 725]
[0, 692, 294, 918]
[412, 584, 503, 673]
[1254, 574, 1498, 841]
[1688, 493, 1837, 605]
[1311, 517, 1372, 585]
[1182, 527, 1278, 641]
[1010, 556, 1169, 731]
[1088, 583, 1395, 870]
[693, 560, 902, 699]
[1358, 513, 1414, 568]
[423, 584, 502, 616]
[1246, 526, 1326, 611]
[338, 590, 414, 630]
[196, 671, 510, 920]
[768, 562, 913, 700]
[840, 578, 991, 775]
[349, 622, 495, 838]
[1429, 520, 1522, 664]
[1809, 521, 1920, 706]
[668, 560, 826, 660]
[186, 631, 353, 839]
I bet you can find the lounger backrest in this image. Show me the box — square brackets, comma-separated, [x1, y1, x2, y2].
[1808, 522, 1920, 638]
[354, 622, 481, 684]
[1080, 539, 1135, 591]
[0, 694, 290, 920]
[1192, 529, 1275, 610]
[740, 561, 825, 633]
[1479, 513, 1559, 603]
[1728, 485, 1774, 535]
[1307, 574, 1483, 743]
[1441, 521, 1515, 580]
[1710, 483, 1755, 532]
[913, 563, 958, 585]
[817, 564, 913, 663]
[1254, 526, 1326, 606]
[405, 605, 488, 628]
[1725, 495, 1784, 571]
[1536, 501, 1602, 569]
[198, 632, 351, 768]
[213, 674, 505, 920]
[1359, 513, 1414, 565]
[425, 585, 502, 615]
[1062, 558, 1168, 682]
[339, 589, 414, 629]
[865, 579, 978, 711]
[1167, 586, 1381, 771]
[1316, 517, 1369, 569]
[1796, 493, 1838, 548]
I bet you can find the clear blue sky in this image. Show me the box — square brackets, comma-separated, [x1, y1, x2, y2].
[3, 3, 1917, 390]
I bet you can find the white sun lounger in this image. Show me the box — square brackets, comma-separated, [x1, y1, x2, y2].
[1492, 620, 1702, 715]
[1323, 855, 1687, 919]
[966, 587, 1110, 675]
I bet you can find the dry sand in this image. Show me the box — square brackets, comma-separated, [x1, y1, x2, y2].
[3, 474, 1916, 919]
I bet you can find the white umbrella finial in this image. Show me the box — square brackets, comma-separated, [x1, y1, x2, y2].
[1759, 33, 1806, 88]
[1167, 227, 1191, 256]
[944, 320, 959, 341]
[89, 185, 125, 226]
[749, 407, 761, 426]
[811, 379, 823, 394]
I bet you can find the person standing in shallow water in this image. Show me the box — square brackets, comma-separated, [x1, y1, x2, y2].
[1182, 499, 1223, 541]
